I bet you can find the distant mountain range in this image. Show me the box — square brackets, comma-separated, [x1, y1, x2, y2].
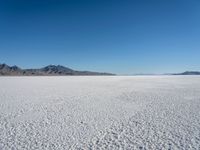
[1, 63, 199, 76]
[0, 64, 115, 76]
[173, 71, 200, 75]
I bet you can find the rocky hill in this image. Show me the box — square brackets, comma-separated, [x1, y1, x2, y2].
[0, 64, 115, 76]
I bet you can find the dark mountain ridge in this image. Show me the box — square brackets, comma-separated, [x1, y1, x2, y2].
[0, 64, 115, 76]
[173, 71, 200, 75]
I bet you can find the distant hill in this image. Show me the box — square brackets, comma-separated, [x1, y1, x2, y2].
[173, 71, 200, 75]
[0, 64, 115, 76]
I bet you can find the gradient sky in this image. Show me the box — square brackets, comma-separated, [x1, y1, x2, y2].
[0, 0, 200, 74]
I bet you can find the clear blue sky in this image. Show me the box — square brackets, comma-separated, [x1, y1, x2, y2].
[0, 0, 200, 74]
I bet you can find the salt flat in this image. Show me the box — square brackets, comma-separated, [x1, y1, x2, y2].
[0, 76, 200, 149]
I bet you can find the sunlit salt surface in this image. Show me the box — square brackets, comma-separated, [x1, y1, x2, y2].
[0, 76, 200, 149]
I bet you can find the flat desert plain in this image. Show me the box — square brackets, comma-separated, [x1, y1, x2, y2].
[0, 76, 200, 149]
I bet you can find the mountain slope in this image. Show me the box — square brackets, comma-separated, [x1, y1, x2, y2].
[0, 64, 115, 76]
[0, 64, 23, 75]
[173, 71, 200, 75]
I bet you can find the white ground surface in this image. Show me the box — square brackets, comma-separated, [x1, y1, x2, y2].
[0, 76, 200, 150]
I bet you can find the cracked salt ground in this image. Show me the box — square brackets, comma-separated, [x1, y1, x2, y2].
[0, 76, 200, 149]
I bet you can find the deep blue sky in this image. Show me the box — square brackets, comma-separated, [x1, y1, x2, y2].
[0, 0, 200, 74]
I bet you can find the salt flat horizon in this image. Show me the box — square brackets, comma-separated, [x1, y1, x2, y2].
[1, 76, 200, 149]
